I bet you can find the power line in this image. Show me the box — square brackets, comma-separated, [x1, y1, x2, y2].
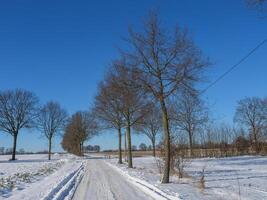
[200, 38, 267, 95]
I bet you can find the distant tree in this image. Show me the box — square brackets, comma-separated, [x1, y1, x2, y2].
[5, 148, 13, 155]
[37, 101, 68, 160]
[132, 145, 137, 151]
[62, 111, 98, 156]
[218, 124, 234, 156]
[263, 98, 267, 136]
[19, 148, 25, 154]
[234, 97, 266, 153]
[137, 104, 161, 157]
[124, 12, 209, 182]
[0, 89, 39, 160]
[93, 145, 100, 152]
[234, 135, 250, 154]
[0, 147, 4, 155]
[139, 143, 147, 151]
[93, 73, 124, 164]
[171, 90, 209, 157]
[86, 145, 94, 151]
[62, 128, 78, 155]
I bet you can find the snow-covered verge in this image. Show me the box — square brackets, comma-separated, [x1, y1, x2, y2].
[105, 161, 181, 200]
[0, 154, 85, 200]
[107, 155, 267, 200]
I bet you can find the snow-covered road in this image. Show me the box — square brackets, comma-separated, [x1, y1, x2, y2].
[73, 158, 154, 200]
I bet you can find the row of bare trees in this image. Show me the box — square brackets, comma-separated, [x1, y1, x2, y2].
[0, 89, 68, 160]
[92, 12, 209, 183]
[170, 96, 267, 157]
[92, 9, 266, 183]
[0, 88, 98, 160]
[234, 97, 267, 153]
[61, 111, 98, 156]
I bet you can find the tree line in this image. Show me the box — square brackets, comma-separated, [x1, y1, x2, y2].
[91, 12, 209, 183]
[90, 11, 267, 184]
[1, 2, 266, 184]
[0, 89, 98, 160]
[61, 111, 98, 156]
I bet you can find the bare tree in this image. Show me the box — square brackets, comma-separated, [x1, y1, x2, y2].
[93, 76, 124, 164]
[216, 124, 234, 157]
[124, 12, 209, 182]
[136, 104, 161, 157]
[0, 89, 39, 160]
[37, 101, 68, 160]
[110, 60, 150, 168]
[62, 111, 98, 156]
[234, 97, 266, 153]
[171, 90, 209, 157]
[62, 125, 80, 155]
[139, 143, 147, 151]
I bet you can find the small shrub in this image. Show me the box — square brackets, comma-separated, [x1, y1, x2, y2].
[154, 157, 164, 175]
[199, 168, 205, 192]
[174, 153, 191, 178]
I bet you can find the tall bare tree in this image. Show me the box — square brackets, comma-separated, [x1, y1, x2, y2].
[171, 90, 209, 157]
[111, 60, 150, 168]
[93, 77, 124, 164]
[37, 101, 68, 160]
[234, 97, 266, 153]
[0, 89, 39, 160]
[124, 12, 209, 182]
[136, 104, 161, 157]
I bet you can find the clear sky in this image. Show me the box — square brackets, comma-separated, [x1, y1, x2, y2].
[0, 0, 266, 152]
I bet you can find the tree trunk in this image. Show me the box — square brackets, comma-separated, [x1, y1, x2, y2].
[253, 128, 259, 153]
[118, 127, 122, 164]
[152, 137, 156, 157]
[48, 138, 52, 160]
[124, 132, 127, 162]
[189, 133, 193, 157]
[80, 142, 83, 156]
[82, 142, 84, 156]
[126, 115, 133, 168]
[11, 133, 18, 160]
[160, 99, 170, 183]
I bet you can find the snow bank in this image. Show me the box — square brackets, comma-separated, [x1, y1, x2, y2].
[106, 161, 181, 200]
[0, 154, 85, 200]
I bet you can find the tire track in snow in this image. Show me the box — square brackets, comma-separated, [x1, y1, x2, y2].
[73, 159, 155, 200]
[42, 162, 85, 200]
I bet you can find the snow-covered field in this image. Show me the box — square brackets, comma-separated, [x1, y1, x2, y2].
[107, 155, 267, 200]
[0, 154, 85, 200]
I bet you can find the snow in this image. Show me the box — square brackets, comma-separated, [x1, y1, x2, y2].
[73, 158, 155, 200]
[106, 155, 267, 200]
[105, 161, 181, 200]
[1, 153, 267, 200]
[0, 154, 85, 200]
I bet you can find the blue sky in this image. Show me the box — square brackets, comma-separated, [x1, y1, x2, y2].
[0, 0, 266, 152]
